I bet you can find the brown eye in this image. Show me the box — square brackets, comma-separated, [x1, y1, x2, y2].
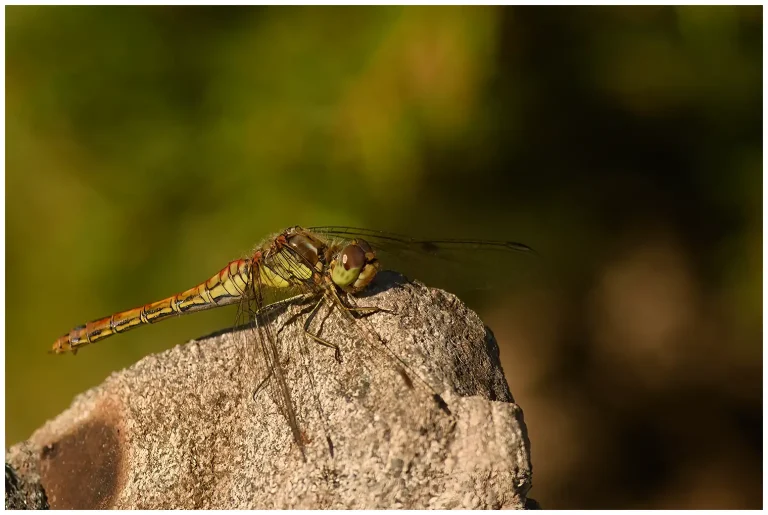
[287, 235, 319, 265]
[341, 245, 366, 270]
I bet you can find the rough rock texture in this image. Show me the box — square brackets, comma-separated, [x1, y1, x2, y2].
[5, 461, 49, 509]
[6, 272, 533, 509]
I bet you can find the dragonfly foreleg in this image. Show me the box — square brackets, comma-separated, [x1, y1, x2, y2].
[303, 298, 342, 363]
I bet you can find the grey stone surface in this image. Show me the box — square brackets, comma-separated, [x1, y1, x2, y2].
[6, 272, 533, 509]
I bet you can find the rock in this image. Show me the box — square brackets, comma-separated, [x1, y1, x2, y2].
[6, 272, 534, 509]
[5, 460, 49, 510]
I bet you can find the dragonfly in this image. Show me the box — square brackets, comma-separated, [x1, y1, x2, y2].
[51, 226, 533, 456]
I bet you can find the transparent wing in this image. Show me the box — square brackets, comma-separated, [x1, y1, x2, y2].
[309, 226, 539, 296]
[234, 241, 327, 458]
[309, 226, 534, 253]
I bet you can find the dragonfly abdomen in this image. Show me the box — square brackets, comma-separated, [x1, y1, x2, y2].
[51, 259, 253, 354]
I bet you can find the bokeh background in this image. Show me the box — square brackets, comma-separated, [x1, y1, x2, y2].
[5, 5, 762, 509]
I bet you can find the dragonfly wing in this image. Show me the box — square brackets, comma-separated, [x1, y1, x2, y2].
[236, 236, 333, 457]
[234, 273, 312, 458]
[309, 226, 538, 295]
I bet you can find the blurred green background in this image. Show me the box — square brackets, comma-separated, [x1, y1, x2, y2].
[5, 5, 761, 509]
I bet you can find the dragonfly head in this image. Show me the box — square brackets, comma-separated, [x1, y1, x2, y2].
[330, 239, 379, 293]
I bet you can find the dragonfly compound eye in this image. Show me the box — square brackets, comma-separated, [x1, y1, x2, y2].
[354, 238, 374, 256]
[331, 243, 379, 292]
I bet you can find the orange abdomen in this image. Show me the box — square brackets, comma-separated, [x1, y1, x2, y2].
[51, 258, 253, 354]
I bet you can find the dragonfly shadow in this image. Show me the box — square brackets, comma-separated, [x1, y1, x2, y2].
[197, 323, 256, 342]
[354, 270, 412, 299]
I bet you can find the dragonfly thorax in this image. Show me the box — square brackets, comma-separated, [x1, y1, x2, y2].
[286, 233, 322, 268]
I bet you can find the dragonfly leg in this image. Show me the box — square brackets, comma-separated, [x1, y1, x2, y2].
[276, 302, 318, 336]
[304, 298, 342, 363]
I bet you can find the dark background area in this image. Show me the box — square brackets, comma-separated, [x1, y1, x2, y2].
[5, 6, 762, 508]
